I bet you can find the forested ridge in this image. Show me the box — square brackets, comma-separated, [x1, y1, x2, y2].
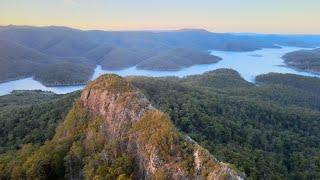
[1, 25, 320, 85]
[0, 90, 80, 153]
[0, 70, 320, 179]
[128, 70, 320, 179]
[283, 48, 320, 73]
[0, 74, 241, 179]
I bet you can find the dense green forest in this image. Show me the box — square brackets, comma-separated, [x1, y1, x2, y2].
[1, 70, 320, 179]
[136, 48, 221, 71]
[128, 70, 320, 179]
[0, 39, 96, 86]
[0, 75, 242, 179]
[0, 90, 79, 153]
[283, 48, 320, 73]
[256, 73, 320, 95]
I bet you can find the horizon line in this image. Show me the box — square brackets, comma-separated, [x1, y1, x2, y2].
[1, 24, 320, 36]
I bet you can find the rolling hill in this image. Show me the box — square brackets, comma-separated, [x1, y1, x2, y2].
[1, 25, 320, 86]
[137, 48, 222, 71]
[0, 39, 95, 86]
[283, 48, 320, 73]
[1, 71, 320, 179]
[0, 75, 242, 179]
[0, 39, 53, 82]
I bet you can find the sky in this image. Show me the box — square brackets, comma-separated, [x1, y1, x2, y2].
[0, 0, 319, 34]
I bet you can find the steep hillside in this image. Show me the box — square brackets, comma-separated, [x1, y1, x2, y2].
[0, 90, 79, 153]
[0, 75, 242, 179]
[33, 57, 96, 86]
[181, 69, 252, 88]
[2, 26, 320, 55]
[256, 73, 320, 95]
[0, 25, 98, 57]
[100, 48, 155, 70]
[0, 39, 95, 85]
[1, 70, 320, 179]
[1, 25, 320, 85]
[84, 43, 115, 63]
[0, 39, 52, 82]
[128, 70, 320, 179]
[283, 48, 320, 73]
[137, 48, 221, 71]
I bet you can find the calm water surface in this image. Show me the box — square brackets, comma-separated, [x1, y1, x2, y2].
[0, 46, 319, 96]
[0, 78, 84, 96]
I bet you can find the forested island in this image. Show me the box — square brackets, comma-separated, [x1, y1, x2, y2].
[136, 48, 221, 71]
[283, 48, 320, 73]
[2, 0, 320, 179]
[1, 25, 320, 86]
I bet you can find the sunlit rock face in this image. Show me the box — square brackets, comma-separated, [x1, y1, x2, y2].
[76, 74, 243, 179]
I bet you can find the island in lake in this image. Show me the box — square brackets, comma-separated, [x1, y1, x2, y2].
[283, 48, 320, 74]
[1, 25, 320, 86]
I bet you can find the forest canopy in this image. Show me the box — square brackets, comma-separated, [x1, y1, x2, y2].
[1, 70, 320, 179]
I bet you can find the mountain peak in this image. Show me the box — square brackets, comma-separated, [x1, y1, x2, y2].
[5, 74, 242, 179]
[78, 74, 242, 179]
[86, 74, 133, 93]
[176, 28, 212, 33]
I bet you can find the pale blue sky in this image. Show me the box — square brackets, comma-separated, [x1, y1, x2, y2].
[0, 0, 319, 34]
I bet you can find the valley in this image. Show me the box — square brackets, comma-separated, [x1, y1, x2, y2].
[1, 25, 320, 89]
[0, 25, 320, 180]
[1, 45, 320, 96]
[1, 43, 319, 178]
[1, 71, 320, 179]
[2, 1, 320, 179]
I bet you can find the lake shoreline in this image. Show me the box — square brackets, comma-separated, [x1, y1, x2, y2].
[1, 46, 320, 96]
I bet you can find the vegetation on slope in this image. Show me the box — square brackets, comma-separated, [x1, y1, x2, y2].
[86, 74, 133, 93]
[1, 25, 320, 86]
[83, 43, 114, 63]
[99, 47, 155, 70]
[34, 58, 96, 86]
[256, 72, 320, 95]
[0, 75, 241, 179]
[0, 39, 95, 85]
[0, 97, 135, 179]
[128, 70, 320, 179]
[1, 70, 320, 179]
[0, 90, 79, 153]
[283, 48, 320, 73]
[0, 39, 51, 82]
[137, 48, 221, 71]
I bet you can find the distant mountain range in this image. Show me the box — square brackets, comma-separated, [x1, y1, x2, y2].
[1, 25, 320, 86]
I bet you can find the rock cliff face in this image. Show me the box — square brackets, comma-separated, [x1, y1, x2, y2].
[6, 74, 242, 179]
[75, 74, 242, 179]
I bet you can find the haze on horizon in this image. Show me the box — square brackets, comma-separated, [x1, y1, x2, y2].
[1, 0, 320, 34]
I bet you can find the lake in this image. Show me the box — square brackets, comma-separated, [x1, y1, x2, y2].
[0, 46, 319, 96]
